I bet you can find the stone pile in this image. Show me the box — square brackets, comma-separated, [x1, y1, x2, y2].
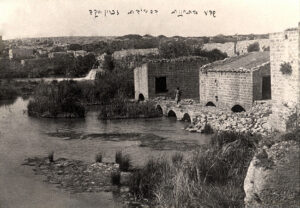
[186, 102, 273, 136]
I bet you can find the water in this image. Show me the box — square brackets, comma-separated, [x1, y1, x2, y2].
[0, 98, 210, 208]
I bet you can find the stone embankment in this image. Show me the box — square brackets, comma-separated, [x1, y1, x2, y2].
[244, 138, 300, 207]
[185, 101, 273, 136]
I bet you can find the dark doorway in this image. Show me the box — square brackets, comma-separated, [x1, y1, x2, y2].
[155, 77, 167, 93]
[206, 102, 216, 107]
[231, 105, 245, 113]
[262, 76, 271, 100]
[138, 93, 145, 101]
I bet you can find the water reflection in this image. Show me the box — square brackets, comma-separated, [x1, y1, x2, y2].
[0, 97, 210, 208]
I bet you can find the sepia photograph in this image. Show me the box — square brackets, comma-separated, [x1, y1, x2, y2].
[0, 0, 299, 207]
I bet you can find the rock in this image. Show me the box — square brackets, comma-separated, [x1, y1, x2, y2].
[120, 172, 133, 186]
[244, 140, 300, 208]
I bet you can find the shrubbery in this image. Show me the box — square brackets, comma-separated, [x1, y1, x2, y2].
[247, 42, 260, 52]
[128, 132, 260, 207]
[28, 80, 85, 118]
[0, 81, 19, 100]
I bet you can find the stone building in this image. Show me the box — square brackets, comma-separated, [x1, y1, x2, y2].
[134, 56, 209, 101]
[9, 48, 34, 59]
[113, 48, 159, 60]
[269, 24, 300, 131]
[199, 52, 270, 112]
[202, 39, 270, 57]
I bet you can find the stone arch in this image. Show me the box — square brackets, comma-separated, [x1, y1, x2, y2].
[167, 110, 177, 118]
[206, 101, 216, 107]
[156, 105, 163, 115]
[182, 113, 191, 122]
[231, 104, 245, 113]
[138, 93, 145, 101]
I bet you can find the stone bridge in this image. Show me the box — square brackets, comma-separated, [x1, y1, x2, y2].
[155, 100, 203, 123]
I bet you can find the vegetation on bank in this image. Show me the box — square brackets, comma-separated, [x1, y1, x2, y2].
[0, 80, 39, 101]
[0, 80, 19, 100]
[98, 99, 162, 119]
[128, 131, 260, 208]
[0, 54, 96, 79]
[27, 80, 85, 118]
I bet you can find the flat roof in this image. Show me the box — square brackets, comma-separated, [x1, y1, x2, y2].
[201, 51, 270, 73]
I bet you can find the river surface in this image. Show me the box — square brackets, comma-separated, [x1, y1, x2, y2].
[0, 97, 210, 208]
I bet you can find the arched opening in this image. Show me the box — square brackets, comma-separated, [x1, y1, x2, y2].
[206, 102, 216, 107]
[182, 113, 191, 122]
[156, 105, 163, 116]
[231, 105, 245, 113]
[138, 93, 145, 101]
[167, 110, 177, 118]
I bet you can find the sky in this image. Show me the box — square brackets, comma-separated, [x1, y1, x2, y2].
[0, 0, 299, 40]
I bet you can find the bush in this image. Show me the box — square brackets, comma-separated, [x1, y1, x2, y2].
[0, 81, 19, 100]
[129, 157, 171, 199]
[115, 151, 122, 164]
[95, 152, 103, 163]
[27, 80, 86, 118]
[280, 62, 292, 75]
[128, 132, 260, 207]
[171, 152, 184, 167]
[247, 42, 260, 52]
[48, 151, 54, 163]
[119, 154, 131, 172]
[115, 151, 131, 172]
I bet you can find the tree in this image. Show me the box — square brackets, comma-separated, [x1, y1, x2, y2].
[159, 40, 192, 58]
[68, 44, 82, 51]
[247, 42, 260, 52]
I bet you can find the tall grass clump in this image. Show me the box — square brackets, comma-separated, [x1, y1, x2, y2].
[95, 152, 103, 163]
[27, 80, 85, 118]
[48, 151, 54, 163]
[115, 151, 122, 164]
[115, 151, 131, 171]
[111, 171, 121, 185]
[128, 131, 260, 208]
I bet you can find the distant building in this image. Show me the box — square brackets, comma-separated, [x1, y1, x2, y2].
[134, 56, 209, 101]
[113, 48, 159, 60]
[67, 50, 88, 57]
[9, 48, 34, 59]
[48, 51, 68, 59]
[202, 39, 270, 57]
[199, 52, 270, 112]
[269, 24, 300, 131]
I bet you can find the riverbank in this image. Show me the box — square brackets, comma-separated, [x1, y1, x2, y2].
[98, 100, 162, 120]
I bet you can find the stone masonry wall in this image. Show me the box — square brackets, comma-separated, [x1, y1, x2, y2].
[252, 63, 271, 101]
[113, 48, 159, 60]
[199, 70, 253, 111]
[147, 59, 208, 101]
[134, 64, 149, 100]
[202, 39, 270, 57]
[270, 25, 300, 131]
[236, 39, 270, 55]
